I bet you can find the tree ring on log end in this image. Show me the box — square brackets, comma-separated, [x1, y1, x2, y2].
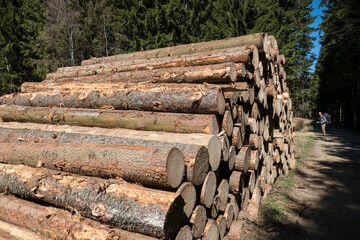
[166, 147, 185, 188]
[175, 225, 193, 240]
[164, 194, 185, 239]
[192, 146, 209, 186]
[176, 182, 196, 221]
[216, 89, 226, 115]
[207, 135, 221, 171]
[200, 171, 217, 208]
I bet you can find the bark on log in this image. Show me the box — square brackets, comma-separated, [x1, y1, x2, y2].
[80, 33, 266, 66]
[0, 142, 185, 189]
[189, 205, 207, 239]
[2, 83, 226, 115]
[234, 146, 251, 172]
[44, 63, 238, 84]
[0, 105, 220, 134]
[0, 194, 156, 240]
[0, 122, 217, 185]
[200, 172, 217, 208]
[0, 219, 47, 240]
[0, 164, 184, 239]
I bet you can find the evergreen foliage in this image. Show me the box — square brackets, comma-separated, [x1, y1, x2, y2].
[0, 0, 316, 118]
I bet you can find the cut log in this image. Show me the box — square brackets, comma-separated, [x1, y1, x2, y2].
[203, 219, 219, 240]
[222, 110, 234, 137]
[247, 117, 258, 134]
[175, 225, 193, 240]
[177, 182, 197, 221]
[2, 83, 226, 115]
[224, 203, 235, 229]
[217, 179, 229, 212]
[216, 215, 227, 239]
[231, 125, 243, 150]
[0, 105, 220, 134]
[228, 221, 245, 240]
[0, 141, 184, 189]
[0, 194, 156, 240]
[229, 171, 244, 195]
[0, 122, 217, 185]
[234, 146, 251, 172]
[241, 188, 250, 211]
[228, 194, 240, 221]
[228, 146, 236, 171]
[200, 172, 217, 208]
[189, 205, 207, 239]
[220, 134, 230, 163]
[250, 102, 260, 119]
[211, 195, 221, 219]
[0, 164, 184, 239]
[80, 33, 266, 65]
[43, 63, 238, 84]
[247, 170, 256, 194]
[249, 150, 259, 171]
[249, 134, 260, 149]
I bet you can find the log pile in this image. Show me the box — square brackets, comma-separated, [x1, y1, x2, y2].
[0, 32, 295, 239]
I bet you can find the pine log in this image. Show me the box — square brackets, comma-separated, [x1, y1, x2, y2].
[235, 146, 251, 172]
[229, 171, 244, 195]
[217, 179, 229, 212]
[211, 195, 221, 219]
[228, 221, 245, 240]
[0, 164, 184, 239]
[227, 146, 236, 171]
[265, 84, 277, 98]
[0, 194, 156, 240]
[228, 194, 240, 221]
[222, 110, 234, 137]
[247, 170, 256, 194]
[231, 125, 244, 150]
[203, 219, 219, 240]
[0, 219, 48, 240]
[44, 63, 238, 84]
[189, 205, 207, 239]
[2, 83, 226, 115]
[200, 172, 217, 208]
[248, 134, 260, 149]
[175, 225, 193, 240]
[224, 203, 235, 229]
[249, 150, 259, 171]
[241, 188, 250, 211]
[247, 117, 258, 134]
[177, 182, 196, 221]
[80, 33, 266, 66]
[216, 215, 227, 239]
[0, 105, 220, 134]
[0, 141, 184, 189]
[220, 135, 230, 163]
[237, 106, 249, 127]
[0, 122, 216, 185]
[250, 102, 260, 119]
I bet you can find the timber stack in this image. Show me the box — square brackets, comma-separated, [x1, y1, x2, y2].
[0, 32, 295, 240]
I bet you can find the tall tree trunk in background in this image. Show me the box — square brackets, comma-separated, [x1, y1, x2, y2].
[103, 15, 108, 57]
[69, 27, 75, 66]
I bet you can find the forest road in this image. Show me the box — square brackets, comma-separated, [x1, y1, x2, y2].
[284, 126, 360, 240]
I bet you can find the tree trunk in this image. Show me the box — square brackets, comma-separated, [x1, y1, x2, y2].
[0, 164, 184, 239]
[0, 219, 47, 240]
[0, 194, 156, 240]
[0, 142, 184, 189]
[0, 105, 220, 134]
[43, 63, 237, 85]
[80, 33, 266, 66]
[3, 83, 226, 115]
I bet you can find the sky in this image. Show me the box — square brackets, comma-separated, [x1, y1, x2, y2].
[309, 0, 328, 72]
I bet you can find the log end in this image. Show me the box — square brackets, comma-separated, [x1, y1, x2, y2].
[200, 171, 217, 208]
[167, 147, 185, 188]
[217, 89, 226, 115]
[176, 182, 196, 221]
[192, 146, 210, 186]
[164, 194, 185, 239]
[207, 135, 222, 171]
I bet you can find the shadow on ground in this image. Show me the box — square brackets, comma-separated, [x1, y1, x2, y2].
[248, 125, 360, 240]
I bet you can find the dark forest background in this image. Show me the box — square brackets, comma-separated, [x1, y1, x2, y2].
[0, 0, 359, 128]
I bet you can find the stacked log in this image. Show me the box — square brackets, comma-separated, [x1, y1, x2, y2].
[0, 32, 295, 239]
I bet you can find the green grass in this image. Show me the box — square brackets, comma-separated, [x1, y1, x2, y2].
[259, 134, 315, 230]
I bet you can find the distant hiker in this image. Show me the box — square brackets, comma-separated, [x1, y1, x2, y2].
[318, 112, 327, 139]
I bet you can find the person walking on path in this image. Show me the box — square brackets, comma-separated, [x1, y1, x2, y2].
[318, 112, 327, 139]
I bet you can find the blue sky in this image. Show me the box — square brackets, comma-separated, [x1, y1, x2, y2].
[309, 0, 327, 72]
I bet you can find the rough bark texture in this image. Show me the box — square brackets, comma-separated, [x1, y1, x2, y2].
[43, 63, 237, 84]
[0, 164, 184, 239]
[0, 194, 156, 240]
[80, 34, 266, 66]
[1, 83, 226, 115]
[0, 122, 217, 181]
[0, 105, 219, 134]
[0, 142, 184, 189]
[0, 219, 47, 240]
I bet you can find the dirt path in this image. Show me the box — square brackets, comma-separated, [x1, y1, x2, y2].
[282, 126, 360, 239]
[245, 125, 360, 239]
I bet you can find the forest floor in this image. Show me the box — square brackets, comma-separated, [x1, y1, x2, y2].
[244, 125, 360, 240]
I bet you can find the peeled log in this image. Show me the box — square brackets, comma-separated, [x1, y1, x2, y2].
[0, 142, 184, 189]
[0, 105, 220, 134]
[0, 194, 156, 240]
[0, 164, 184, 239]
[80, 33, 266, 66]
[0, 122, 218, 185]
[43, 63, 237, 85]
[2, 83, 226, 115]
